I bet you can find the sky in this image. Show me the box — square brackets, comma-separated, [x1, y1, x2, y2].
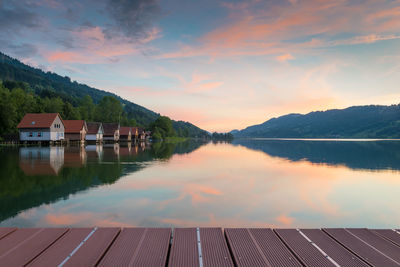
[1, 0, 400, 132]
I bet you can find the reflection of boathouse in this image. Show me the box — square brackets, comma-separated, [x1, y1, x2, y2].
[64, 146, 87, 167]
[102, 143, 120, 161]
[19, 147, 64, 175]
[85, 144, 103, 162]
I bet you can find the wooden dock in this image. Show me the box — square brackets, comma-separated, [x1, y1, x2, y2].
[0, 227, 400, 266]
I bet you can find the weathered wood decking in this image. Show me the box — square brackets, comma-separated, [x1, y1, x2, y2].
[0, 227, 399, 266]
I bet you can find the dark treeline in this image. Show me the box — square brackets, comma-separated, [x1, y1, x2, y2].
[211, 132, 234, 141]
[0, 81, 137, 138]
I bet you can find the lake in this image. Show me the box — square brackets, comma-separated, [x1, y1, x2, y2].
[0, 139, 399, 228]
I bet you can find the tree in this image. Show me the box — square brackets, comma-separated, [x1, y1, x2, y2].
[0, 84, 17, 134]
[150, 116, 176, 139]
[79, 95, 95, 121]
[42, 97, 64, 114]
[120, 115, 137, 127]
[63, 102, 81, 120]
[152, 127, 163, 140]
[10, 88, 37, 122]
[94, 96, 123, 123]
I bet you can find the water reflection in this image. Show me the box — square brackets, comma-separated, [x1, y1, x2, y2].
[0, 141, 204, 223]
[233, 139, 400, 171]
[19, 147, 65, 175]
[0, 140, 399, 228]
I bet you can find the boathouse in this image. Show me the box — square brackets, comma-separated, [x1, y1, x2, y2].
[131, 127, 139, 141]
[119, 127, 132, 141]
[17, 113, 65, 142]
[64, 120, 87, 142]
[138, 127, 146, 141]
[103, 123, 120, 142]
[86, 122, 103, 142]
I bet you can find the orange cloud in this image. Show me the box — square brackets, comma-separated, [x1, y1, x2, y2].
[276, 214, 294, 226]
[45, 212, 93, 225]
[276, 53, 294, 62]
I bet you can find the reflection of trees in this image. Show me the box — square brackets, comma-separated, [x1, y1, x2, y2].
[0, 148, 123, 222]
[233, 139, 400, 171]
[0, 141, 206, 223]
[151, 142, 176, 160]
[151, 140, 206, 160]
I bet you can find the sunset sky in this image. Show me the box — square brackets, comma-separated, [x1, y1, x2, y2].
[1, 0, 400, 131]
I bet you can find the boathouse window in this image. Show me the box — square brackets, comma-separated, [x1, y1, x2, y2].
[38, 132, 42, 137]
[29, 132, 33, 137]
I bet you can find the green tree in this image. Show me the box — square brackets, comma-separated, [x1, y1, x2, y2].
[0, 84, 17, 134]
[94, 96, 123, 123]
[42, 97, 64, 114]
[63, 102, 81, 120]
[79, 95, 95, 121]
[120, 115, 137, 127]
[10, 88, 37, 122]
[150, 116, 176, 139]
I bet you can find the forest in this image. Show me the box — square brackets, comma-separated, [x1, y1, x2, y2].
[0, 52, 211, 140]
[0, 80, 135, 137]
[233, 105, 400, 138]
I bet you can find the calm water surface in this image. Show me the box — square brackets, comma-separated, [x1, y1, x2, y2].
[0, 140, 399, 228]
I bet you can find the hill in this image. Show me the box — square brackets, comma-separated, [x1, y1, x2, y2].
[232, 105, 400, 138]
[0, 52, 209, 138]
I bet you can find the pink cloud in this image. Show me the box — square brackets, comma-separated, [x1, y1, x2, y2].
[276, 53, 294, 62]
[331, 34, 400, 46]
[44, 26, 140, 64]
[159, 0, 400, 59]
[46, 51, 87, 63]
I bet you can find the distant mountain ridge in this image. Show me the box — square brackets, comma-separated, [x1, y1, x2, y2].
[232, 105, 400, 138]
[0, 52, 209, 137]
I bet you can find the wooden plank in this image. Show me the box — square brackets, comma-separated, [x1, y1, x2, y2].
[323, 228, 399, 267]
[372, 229, 400, 247]
[0, 228, 17, 240]
[130, 228, 171, 266]
[347, 228, 400, 264]
[275, 229, 335, 267]
[0, 228, 67, 266]
[27, 228, 93, 267]
[248, 228, 301, 267]
[98, 228, 145, 266]
[99, 228, 171, 267]
[168, 228, 199, 267]
[301, 229, 367, 267]
[225, 228, 272, 267]
[0, 228, 41, 256]
[63, 227, 120, 267]
[200, 228, 234, 267]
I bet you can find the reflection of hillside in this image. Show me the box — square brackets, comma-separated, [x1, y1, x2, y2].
[0, 141, 206, 223]
[233, 139, 400, 171]
[0, 150, 123, 222]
